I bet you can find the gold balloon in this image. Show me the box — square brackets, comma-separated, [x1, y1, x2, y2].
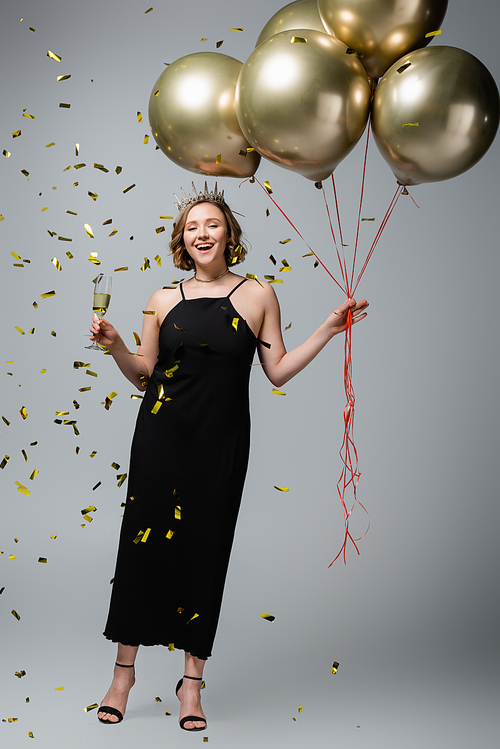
[318, 0, 449, 79]
[255, 0, 328, 47]
[235, 30, 371, 182]
[372, 46, 500, 186]
[148, 52, 260, 178]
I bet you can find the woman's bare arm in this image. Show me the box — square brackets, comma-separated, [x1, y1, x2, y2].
[256, 283, 368, 388]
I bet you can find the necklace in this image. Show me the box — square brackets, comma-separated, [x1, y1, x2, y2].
[194, 267, 229, 283]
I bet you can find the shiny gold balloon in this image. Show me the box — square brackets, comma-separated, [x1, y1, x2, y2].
[318, 0, 449, 79]
[148, 52, 260, 178]
[372, 46, 500, 186]
[255, 0, 328, 47]
[235, 30, 371, 182]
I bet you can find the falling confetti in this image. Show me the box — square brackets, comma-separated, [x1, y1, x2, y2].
[260, 613, 275, 622]
[47, 50, 62, 62]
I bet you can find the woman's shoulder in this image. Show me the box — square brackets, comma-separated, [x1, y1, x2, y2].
[147, 286, 182, 319]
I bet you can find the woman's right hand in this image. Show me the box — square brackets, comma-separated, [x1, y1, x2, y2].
[89, 315, 121, 350]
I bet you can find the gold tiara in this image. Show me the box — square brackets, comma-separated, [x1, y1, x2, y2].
[173, 181, 225, 212]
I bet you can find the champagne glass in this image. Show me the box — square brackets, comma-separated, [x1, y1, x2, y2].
[86, 274, 112, 350]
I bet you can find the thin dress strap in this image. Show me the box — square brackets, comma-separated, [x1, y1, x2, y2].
[227, 278, 247, 298]
[179, 283, 186, 300]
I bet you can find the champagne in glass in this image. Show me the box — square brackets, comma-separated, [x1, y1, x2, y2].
[86, 274, 112, 350]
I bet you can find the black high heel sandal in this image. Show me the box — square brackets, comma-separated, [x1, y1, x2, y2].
[98, 662, 135, 724]
[175, 674, 207, 732]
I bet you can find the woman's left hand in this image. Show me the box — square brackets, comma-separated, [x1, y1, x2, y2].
[327, 298, 369, 337]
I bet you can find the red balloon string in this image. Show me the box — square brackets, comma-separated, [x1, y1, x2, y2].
[251, 177, 347, 295]
[246, 151, 411, 563]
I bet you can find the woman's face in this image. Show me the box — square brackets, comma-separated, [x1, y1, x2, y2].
[183, 202, 228, 268]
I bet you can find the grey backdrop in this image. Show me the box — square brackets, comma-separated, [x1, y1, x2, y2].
[1, 1, 499, 747]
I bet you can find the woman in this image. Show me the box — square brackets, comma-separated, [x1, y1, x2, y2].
[90, 184, 368, 731]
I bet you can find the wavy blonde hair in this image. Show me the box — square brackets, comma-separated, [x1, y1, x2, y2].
[169, 199, 248, 271]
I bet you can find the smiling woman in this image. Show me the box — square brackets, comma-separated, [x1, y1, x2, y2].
[88, 183, 368, 732]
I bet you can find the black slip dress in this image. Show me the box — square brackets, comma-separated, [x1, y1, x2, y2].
[103, 278, 257, 659]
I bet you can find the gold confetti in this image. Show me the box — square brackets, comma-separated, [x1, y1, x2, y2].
[89, 450, 97, 458]
[11, 610, 21, 620]
[145, 6, 154, 13]
[9, 554, 17, 559]
[0, 215, 4, 221]
[47, 50, 62, 62]
[397, 62, 411, 74]
[141, 257, 151, 271]
[84, 703, 98, 713]
[94, 162, 109, 173]
[3, 150, 11, 158]
[116, 165, 122, 174]
[73, 162, 86, 169]
[216, 153, 221, 164]
[73, 361, 90, 368]
[84, 223, 95, 238]
[51, 257, 62, 271]
[88, 252, 100, 265]
[272, 389, 286, 396]
[361, 217, 375, 221]
[41, 290, 56, 298]
[141, 528, 151, 543]
[12, 130, 21, 137]
[123, 184, 136, 193]
[8, 718, 18, 723]
[232, 317, 239, 333]
[1, 456, 10, 469]
[151, 400, 162, 414]
[291, 36, 307, 43]
[20, 406, 28, 420]
[260, 613, 275, 622]
[274, 486, 289, 492]
[284, 322, 292, 331]
[88, 191, 98, 201]
[425, 29, 442, 37]
[66, 210, 77, 215]
[58, 235, 72, 241]
[279, 238, 291, 244]
[174, 506, 181, 520]
[144, 135, 149, 144]
[155, 226, 165, 234]
[55, 686, 64, 691]
[143, 310, 157, 315]
[203, 737, 208, 743]
[216, 40, 224, 48]
[23, 113, 35, 119]
[38, 557, 47, 564]
[159, 215, 173, 220]
[21, 449, 28, 462]
[57, 74, 71, 81]
[137, 111, 143, 122]
[111, 462, 120, 471]
[155, 255, 161, 266]
[15, 326, 25, 335]
[187, 613, 199, 623]
[59, 103, 71, 108]
[15, 670, 26, 678]
[45, 142, 55, 148]
[331, 661, 339, 674]
[133, 531, 144, 544]
[402, 122, 419, 127]
[86, 369, 98, 377]
[166, 530, 175, 540]
[155, 697, 162, 702]
[298, 705, 303, 713]
[230, 28, 243, 31]
[264, 180, 273, 193]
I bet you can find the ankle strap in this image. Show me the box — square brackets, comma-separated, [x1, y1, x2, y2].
[183, 674, 202, 681]
[115, 661, 135, 668]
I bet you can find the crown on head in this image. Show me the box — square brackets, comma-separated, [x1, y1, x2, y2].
[173, 181, 225, 212]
